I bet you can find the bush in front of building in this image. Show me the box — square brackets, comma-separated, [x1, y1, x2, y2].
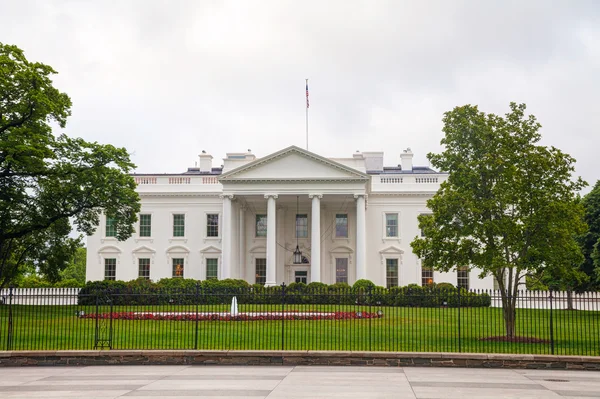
[77, 278, 491, 307]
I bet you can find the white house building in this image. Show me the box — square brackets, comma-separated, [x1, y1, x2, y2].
[86, 146, 494, 290]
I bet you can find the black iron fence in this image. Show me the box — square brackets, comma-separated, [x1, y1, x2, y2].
[1, 285, 599, 355]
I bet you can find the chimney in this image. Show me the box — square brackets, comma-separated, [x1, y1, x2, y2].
[198, 150, 213, 173]
[400, 148, 413, 171]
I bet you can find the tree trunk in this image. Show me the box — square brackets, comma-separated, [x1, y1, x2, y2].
[566, 291, 574, 311]
[500, 290, 517, 338]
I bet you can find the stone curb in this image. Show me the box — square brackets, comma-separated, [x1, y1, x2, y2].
[0, 350, 599, 369]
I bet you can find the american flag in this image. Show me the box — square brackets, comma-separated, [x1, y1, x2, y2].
[306, 81, 309, 109]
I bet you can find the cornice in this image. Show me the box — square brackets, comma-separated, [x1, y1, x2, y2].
[138, 192, 221, 198]
[222, 177, 368, 184]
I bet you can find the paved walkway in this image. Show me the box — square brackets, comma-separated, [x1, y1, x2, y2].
[0, 365, 599, 398]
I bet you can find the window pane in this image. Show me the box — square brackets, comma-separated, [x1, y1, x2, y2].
[386, 258, 398, 288]
[206, 258, 218, 280]
[104, 258, 116, 280]
[207, 214, 219, 237]
[385, 213, 398, 237]
[335, 258, 348, 284]
[421, 266, 434, 286]
[296, 214, 308, 238]
[173, 214, 185, 237]
[335, 214, 348, 238]
[172, 258, 184, 278]
[457, 266, 469, 290]
[138, 258, 150, 280]
[139, 214, 151, 237]
[106, 217, 117, 237]
[255, 258, 266, 285]
[256, 215, 267, 237]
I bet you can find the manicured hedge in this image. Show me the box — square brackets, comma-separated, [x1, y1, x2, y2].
[78, 279, 491, 308]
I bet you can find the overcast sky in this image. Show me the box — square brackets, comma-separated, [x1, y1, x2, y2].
[1, 0, 598, 190]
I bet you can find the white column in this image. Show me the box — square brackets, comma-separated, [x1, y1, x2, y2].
[309, 194, 322, 283]
[221, 194, 233, 279]
[265, 194, 278, 286]
[238, 205, 246, 280]
[355, 194, 367, 281]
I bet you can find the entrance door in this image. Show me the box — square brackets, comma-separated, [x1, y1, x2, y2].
[295, 270, 308, 284]
[335, 258, 348, 284]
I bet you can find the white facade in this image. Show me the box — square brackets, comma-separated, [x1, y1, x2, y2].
[86, 146, 494, 289]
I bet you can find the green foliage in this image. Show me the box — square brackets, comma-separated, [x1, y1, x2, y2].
[352, 279, 376, 291]
[0, 43, 140, 288]
[411, 103, 587, 336]
[76, 278, 490, 308]
[579, 180, 600, 290]
[59, 247, 86, 285]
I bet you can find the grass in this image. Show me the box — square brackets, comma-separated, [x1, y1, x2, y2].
[1, 303, 599, 356]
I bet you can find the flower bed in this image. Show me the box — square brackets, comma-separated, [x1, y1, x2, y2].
[79, 310, 383, 321]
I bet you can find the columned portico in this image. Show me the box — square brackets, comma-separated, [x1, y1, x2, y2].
[265, 194, 278, 286]
[309, 194, 322, 283]
[355, 194, 367, 280]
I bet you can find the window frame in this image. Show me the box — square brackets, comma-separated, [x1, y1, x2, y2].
[206, 213, 220, 238]
[295, 214, 308, 238]
[206, 258, 219, 280]
[172, 258, 185, 278]
[105, 216, 117, 238]
[386, 258, 399, 288]
[335, 213, 349, 238]
[421, 265, 434, 286]
[457, 266, 470, 290]
[255, 214, 268, 238]
[384, 213, 399, 238]
[139, 214, 152, 238]
[335, 257, 348, 284]
[255, 258, 266, 285]
[104, 258, 116, 280]
[172, 213, 186, 238]
[138, 258, 150, 280]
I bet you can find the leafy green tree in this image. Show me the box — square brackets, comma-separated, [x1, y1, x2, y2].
[579, 180, 600, 290]
[60, 246, 87, 285]
[0, 43, 140, 288]
[411, 103, 587, 337]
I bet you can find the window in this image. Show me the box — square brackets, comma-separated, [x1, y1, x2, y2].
[173, 214, 185, 237]
[104, 258, 116, 280]
[335, 214, 348, 238]
[255, 214, 267, 237]
[206, 258, 218, 280]
[385, 213, 398, 237]
[105, 217, 117, 237]
[138, 258, 150, 280]
[296, 214, 308, 238]
[386, 259, 398, 288]
[139, 214, 151, 237]
[172, 258, 184, 278]
[457, 266, 469, 290]
[295, 270, 307, 284]
[255, 258, 266, 285]
[207, 214, 219, 237]
[421, 266, 434, 286]
[335, 258, 348, 284]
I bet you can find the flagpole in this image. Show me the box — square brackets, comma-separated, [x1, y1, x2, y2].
[305, 78, 309, 151]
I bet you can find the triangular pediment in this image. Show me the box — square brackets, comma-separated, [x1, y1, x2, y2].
[219, 146, 369, 182]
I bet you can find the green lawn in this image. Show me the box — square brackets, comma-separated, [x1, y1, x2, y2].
[1, 303, 599, 356]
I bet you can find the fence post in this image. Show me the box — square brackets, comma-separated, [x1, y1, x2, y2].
[549, 291, 555, 355]
[281, 283, 286, 351]
[368, 286, 372, 352]
[94, 293, 99, 349]
[457, 288, 461, 353]
[194, 283, 199, 350]
[6, 287, 13, 351]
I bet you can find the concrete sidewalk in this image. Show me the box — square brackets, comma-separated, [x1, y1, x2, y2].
[0, 365, 599, 398]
